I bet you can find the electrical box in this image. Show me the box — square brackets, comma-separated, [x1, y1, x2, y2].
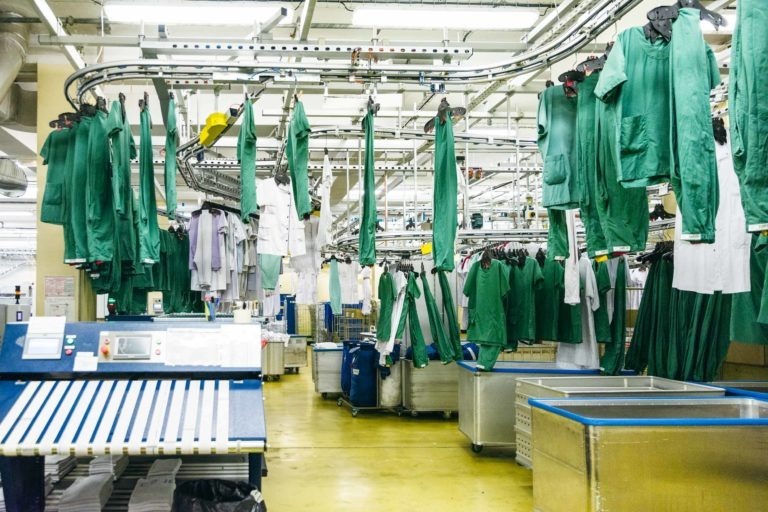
[147, 291, 164, 316]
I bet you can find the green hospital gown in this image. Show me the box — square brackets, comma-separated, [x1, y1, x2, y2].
[358, 111, 377, 266]
[238, 100, 257, 221]
[433, 116, 458, 271]
[537, 85, 579, 209]
[164, 98, 178, 218]
[286, 100, 312, 220]
[138, 106, 160, 264]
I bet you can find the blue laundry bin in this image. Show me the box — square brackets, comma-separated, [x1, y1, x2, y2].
[349, 342, 378, 407]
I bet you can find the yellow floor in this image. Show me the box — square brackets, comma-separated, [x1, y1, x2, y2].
[261, 356, 533, 511]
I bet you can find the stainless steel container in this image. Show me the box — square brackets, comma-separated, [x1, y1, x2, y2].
[515, 376, 725, 468]
[457, 361, 599, 453]
[712, 380, 768, 400]
[284, 335, 308, 372]
[531, 397, 768, 512]
[261, 339, 285, 380]
[402, 361, 459, 417]
[312, 345, 343, 397]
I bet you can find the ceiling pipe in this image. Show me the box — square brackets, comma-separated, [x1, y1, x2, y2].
[0, 11, 28, 123]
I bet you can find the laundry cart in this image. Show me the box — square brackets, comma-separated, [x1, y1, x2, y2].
[514, 376, 725, 468]
[401, 361, 460, 418]
[712, 380, 768, 400]
[261, 333, 287, 381]
[457, 361, 600, 453]
[530, 397, 768, 512]
[284, 335, 308, 373]
[312, 343, 343, 397]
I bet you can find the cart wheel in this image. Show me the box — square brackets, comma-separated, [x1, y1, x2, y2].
[337, 398, 343, 406]
[397, 409, 404, 417]
[322, 392, 328, 399]
[410, 411, 419, 418]
[275, 375, 281, 381]
[443, 411, 452, 420]
[471, 444, 483, 453]
[351, 409, 359, 417]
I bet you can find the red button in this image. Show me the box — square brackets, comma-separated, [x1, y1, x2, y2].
[101, 345, 110, 356]
[65, 349, 73, 356]
[155, 349, 161, 355]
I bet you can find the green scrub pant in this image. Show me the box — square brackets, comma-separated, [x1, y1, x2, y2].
[577, 73, 609, 257]
[238, 101, 257, 221]
[329, 259, 342, 315]
[396, 273, 428, 368]
[669, 8, 719, 243]
[69, 117, 93, 262]
[420, 272, 455, 363]
[626, 258, 669, 374]
[593, 261, 612, 343]
[730, 0, 768, 232]
[287, 100, 311, 220]
[600, 258, 627, 375]
[358, 111, 377, 266]
[476, 345, 502, 371]
[138, 108, 160, 264]
[547, 209, 569, 259]
[433, 116, 458, 271]
[595, 100, 649, 254]
[165, 98, 178, 218]
[259, 254, 282, 291]
[730, 235, 768, 344]
[437, 271, 463, 361]
[86, 111, 115, 263]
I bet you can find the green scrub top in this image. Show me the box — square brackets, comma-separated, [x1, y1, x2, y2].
[138, 106, 160, 264]
[376, 270, 396, 342]
[730, 235, 768, 344]
[107, 101, 138, 265]
[286, 100, 312, 220]
[593, 261, 613, 343]
[164, 98, 178, 219]
[535, 259, 563, 342]
[729, 0, 768, 232]
[61, 123, 78, 262]
[537, 85, 579, 209]
[594, 26, 672, 188]
[40, 128, 72, 225]
[86, 110, 115, 263]
[433, 116, 458, 271]
[511, 257, 544, 343]
[463, 259, 511, 347]
[69, 116, 93, 262]
[420, 271, 455, 363]
[238, 100, 257, 221]
[358, 111, 377, 267]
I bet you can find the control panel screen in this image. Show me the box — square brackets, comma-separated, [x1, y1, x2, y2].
[114, 336, 152, 360]
[23, 337, 63, 359]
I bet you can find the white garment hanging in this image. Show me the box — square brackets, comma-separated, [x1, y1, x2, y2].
[564, 208, 580, 305]
[672, 141, 751, 294]
[191, 210, 213, 291]
[316, 154, 333, 249]
[360, 266, 372, 315]
[257, 178, 306, 257]
[376, 270, 407, 365]
[557, 255, 600, 369]
[339, 261, 360, 304]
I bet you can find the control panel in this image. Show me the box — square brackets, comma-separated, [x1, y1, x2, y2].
[97, 331, 166, 363]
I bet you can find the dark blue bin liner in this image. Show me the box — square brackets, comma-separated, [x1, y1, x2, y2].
[341, 340, 359, 396]
[349, 343, 378, 407]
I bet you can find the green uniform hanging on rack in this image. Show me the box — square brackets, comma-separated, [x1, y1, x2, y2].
[107, 100, 138, 267]
[547, 209, 569, 260]
[396, 273, 428, 368]
[238, 99, 257, 221]
[359, 111, 377, 266]
[537, 85, 579, 209]
[420, 271, 455, 363]
[433, 116, 458, 271]
[40, 128, 71, 225]
[286, 100, 312, 220]
[593, 261, 613, 344]
[138, 101, 160, 264]
[600, 257, 627, 375]
[86, 108, 114, 263]
[69, 116, 93, 262]
[377, 269, 396, 342]
[463, 259, 511, 369]
[164, 97, 178, 219]
[510, 258, 544, 343]
[437, 270, 462, 361]
[535, 259, 563, 342]
[329, 259, 342, 315]
[731, 235, 768, 344]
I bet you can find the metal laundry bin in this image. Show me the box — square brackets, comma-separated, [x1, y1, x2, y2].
[712, 380, 768, 400]
[401, 361, 460, 418]
[457, 361, 599, 453]
[514, 376, 725, 468]
[312, 344, 343, 397]
[284, 335, 308, 373]
[261, 339, 285, 381]
[530, 397, 768, 512]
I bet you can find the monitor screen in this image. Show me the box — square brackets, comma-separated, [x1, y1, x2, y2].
[115, 336, 151, 359]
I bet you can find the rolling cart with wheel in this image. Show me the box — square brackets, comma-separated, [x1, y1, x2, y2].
[401, 360, 459, 419]
[313, 343, 343, 398]
[284, 335, 308, 374]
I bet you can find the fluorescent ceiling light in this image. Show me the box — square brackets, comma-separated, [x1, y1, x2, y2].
[104, 2, 294, 26]
[352, 6, 539, 30]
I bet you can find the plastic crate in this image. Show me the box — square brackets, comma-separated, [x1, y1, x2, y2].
[514, 426, 533, 468]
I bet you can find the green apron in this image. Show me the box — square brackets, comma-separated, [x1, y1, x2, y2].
[433, 116, 457, 271]
[329, 259, 342, 315]
[358, 111, 377, 266]
[729, 0, 768, 232]
[238, 100, 257, 221]
[164, 98, 178, 219]
[138, 106, 160, 264]
[286, 100, 312, 220]
[420, 271, 455, 363]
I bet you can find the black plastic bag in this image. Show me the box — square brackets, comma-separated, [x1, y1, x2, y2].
[172, 480, 267, 512]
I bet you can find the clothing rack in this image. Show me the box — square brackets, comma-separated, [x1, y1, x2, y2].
[195, 200, 259, 220]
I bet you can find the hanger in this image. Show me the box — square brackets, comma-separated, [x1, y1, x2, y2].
[78, 103, 97, 117]
[118, 93, 127, 123]
[49, 112, 79, 129]
[139, 91, 149, 112]
[424, 98, 467, 134]
[557, 70, 584, 97]
[644, 1, 726, 43]
[96, 96, 108, 114]
[712, 117, 727, 145]
[480, 248, 492, 270]
[536, 248, 546, 267]
[195, 200, 258, 220]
